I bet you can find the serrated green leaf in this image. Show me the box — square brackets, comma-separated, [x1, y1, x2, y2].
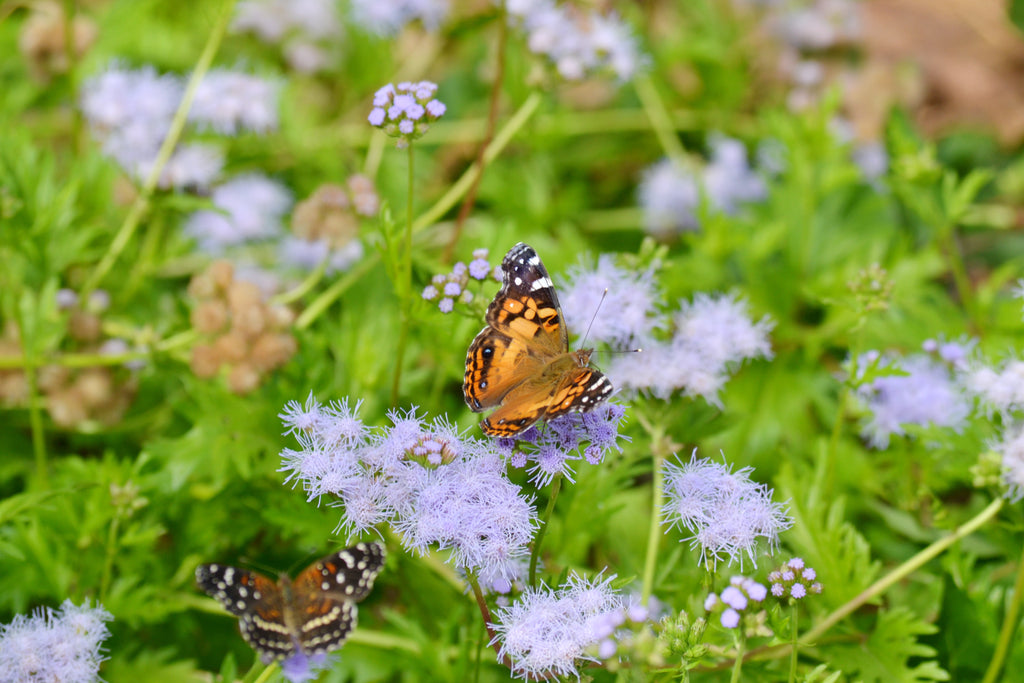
[831, 608, 949, 683]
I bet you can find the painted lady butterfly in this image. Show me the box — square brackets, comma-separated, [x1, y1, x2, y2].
[463, 242, 613, 436]
[195, 542, 385, 662]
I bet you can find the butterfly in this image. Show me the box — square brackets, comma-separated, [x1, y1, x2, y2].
[195, 542, 385, 663]
[463, 242, 613, 436]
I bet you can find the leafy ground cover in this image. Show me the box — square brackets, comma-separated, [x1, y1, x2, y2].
[2, 1, 1024, 681]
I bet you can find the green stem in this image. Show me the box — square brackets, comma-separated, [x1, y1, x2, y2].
[25, 362, 47, 484]
[788, 604, 799, 683]
[635, 75, 687, 164]
[270, 254, 329, 306]
[939, 228, 978, 331]
[641, 447, 665, 605]
[529, 474, 563, 588]
[981, 541, 1024, 683]
[81, 0, 235, 295]
[245, 662, 274, 683]
[296, 93, 543, 330]
[0, 330, 198, 369]
[801, 497, 1005, 644]
[99, 514, 120, 602]
[729, 630, 745, 683]
[389, 143, 416, 407]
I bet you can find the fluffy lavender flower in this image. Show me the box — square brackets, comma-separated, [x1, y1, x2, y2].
[496, 403, 629, 486]
[994, 424, 1024, 502]
[280, 236, 364, 274]
[560, 255, 665, 348]
[0, 599, 113, 683]
[184, 174, 292, 252]
[705, 575, 766, 629]
[768, 557, 823, 602]
[189, 69, 280, 134]
[720, 608, 740, 628]
[638, 159, 700, 236]
[350, 0, 450, 36]
[966, 357, 1024, 417]
[233, 0, 342, 42]
[490, 572, 623, 680]
[506, 1, 643, 81]
[368, 81, 446, 147]
[607, 293, 772, 403]
[150, 143, 224, 191]
[702, 136, 768, 214]
[280, 651, 333, 683]
[854, 352, 970, 449]
[661, 452, 792, 569]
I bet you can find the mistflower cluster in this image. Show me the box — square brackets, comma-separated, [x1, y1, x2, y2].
[232, 0, 343, 73]
[661, 452, 792, 569]
[704, 576, 768, 628]
[851, 341, 972, 449]
[80, 64, 280, 190]
[505, 0, 643, 82]
[350, 0, 450, 36]
[367, 82, 446, 148]
[638, 136, 768, 237]
[0, 599, 112, 683]
[769, 558, 823, 601]
[560, 254, 663, 348]
[283, 176, 379, 273]
[278, 396, 537, 585]
[18, 0, 97, 82]
[422, 248, 499, 313]
[184, 174, 292, 252]
[994, 425, 1024, 502]
[280, 651, 333, 683]
[606, 293, 774, 404]
[496, 402, 629, 487]
[188, 261, 297, 394]
[490, 572, 624, 680]
[966, 356, 1024, 417]
[0, 292, 139, 429]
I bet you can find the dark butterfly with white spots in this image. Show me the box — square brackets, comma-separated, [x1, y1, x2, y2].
[195, 542, 385, 662]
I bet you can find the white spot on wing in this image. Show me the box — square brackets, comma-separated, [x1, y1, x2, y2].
[530, 276, 552, 291]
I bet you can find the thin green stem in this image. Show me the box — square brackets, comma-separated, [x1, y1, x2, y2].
[25, 362, 47, 484]
[641, 447, 665, 605]
[81, 0, 235, 295]
[270, 255, 329, 306]
[939, 228, 978, 331]
[982, 541, 1024, 683]
[390, 143, 416, 407]
[729, 630, 745, 683]
[635, 75, 687, 165]
[247, 662, 275, 683]
[529, 474, 563, 588]
[0, 330, 198, 369]
[788, 604, 799, 683]
[296, 93, 543, 330]
[99, 514, 121, 603]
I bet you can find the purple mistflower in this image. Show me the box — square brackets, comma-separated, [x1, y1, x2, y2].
[606, 293, 773, 404]
[280, 236, 364, 275]
[704, 575, 767, 629]
[490, 572, 623, 680]
[368, 81, 446, 147]
[0, 599, 113, 683]
[791, 584, 807, 599]
[443, 281, 461, 297]
[720, 586, 747, 610]
[184, 174, 292, 252]
[995, 424, 1024, 502]
[279, 398, 537, 583]
[151, 143, 224, 191]
[966, 357, 1024, 417]
[505, 1, 643, 82]
[438, 298, 454, 313]
[661, 451, 792, 569]
[280, 651, 333, 683]
[189, 69, 280, 135]
[720, 608, 741, 629]
[422, 284, 439, 300]
[770, 0, 862, 51]
[702, 135, 767, 215]
[638, 158, 700, 237]
[469, 256, 491, 280]
[56, 289, 79, 310]
[769, 557, 822, 603]
[350, 0, 450, 36]
[232, 0, 342, 43]
[560, 254, 665, 348]
[853, 352, 970, 449]
[495, 402, 629, 486]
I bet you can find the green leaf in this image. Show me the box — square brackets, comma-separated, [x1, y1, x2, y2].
[831, 608, 949, 682]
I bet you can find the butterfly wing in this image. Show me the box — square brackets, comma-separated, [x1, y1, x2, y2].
[463, 243, 568, 417]
[196, 563, 297, 662]
[289, 542, 386, 656]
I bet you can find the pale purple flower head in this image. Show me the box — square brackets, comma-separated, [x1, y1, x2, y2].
[232, 0, 342, 43]
[495, 403, 629, 486]
[490, 572, 623, 680]
[184, 174, 292, 252]
[966, 356, 1024, 417]
[769, 557, 822, 603]
[995, 424, 1024, 502]
[560, 254, 665, 348]
[368, 81, 446, 146]
[638, 159, 700, 236]
[607, 293, 773, 403]
[661, 451, 792, 569]
[152, 143, 225, 191]
[853, 351, 970, 449]
[350, 0, 450, 36]
[279, 397, 537, 583]
[189, 69, 280, 134]
[438, 297, 454, 313]
[280, 236, 364, 275]
[0, 599, 113, 683]
[280, 651, 333, 683]
[702, 135, 767, 214]
[720, 608, 740, 628]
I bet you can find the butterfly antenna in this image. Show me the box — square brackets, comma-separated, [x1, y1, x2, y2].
[579, 288, 608, 349]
